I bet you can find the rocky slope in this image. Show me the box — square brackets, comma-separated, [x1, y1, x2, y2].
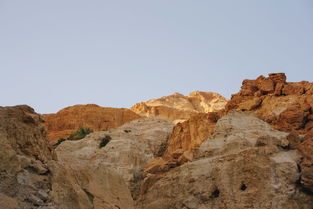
[54, 118, 174, 202]
[225, 73, 313, 192]
[1, 73, 313, 209]
[0, 105, 139, 209]
[43, 104, 141, 143]
[138, 111, 313, 209]
[0, 105, 52, 209]
[145, 73, 313, 194]
[131, 91, 227, 123]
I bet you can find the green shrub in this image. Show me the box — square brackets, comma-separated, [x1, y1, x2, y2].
[99, 135, 111, 148]
[52, 127, 93, 148]
[53, 138, 66, 147]
[67, 127, 93, 141]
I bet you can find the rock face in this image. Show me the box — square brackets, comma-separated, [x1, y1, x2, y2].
[0, 105, 141, 209]
[144, 112, 221, 174]
[138, 111, 313, 209]
[0, 105, 52, 209]
[225, 73, 313, 192]
[43, 104, 141, 143]
[131, 91, 227, 123]
[54, 118, 174, 201]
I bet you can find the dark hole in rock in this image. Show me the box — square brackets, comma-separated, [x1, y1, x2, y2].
[211, 189, 220, 198]
[240, 184, 247, 191]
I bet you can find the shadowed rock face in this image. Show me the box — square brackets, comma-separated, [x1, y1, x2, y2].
[138, 112, 313, 209]
[0, 105, 141, 209]
[0, 105, 52, 209]
[43, 104, 141, 143]
[131, 91, 227, 123]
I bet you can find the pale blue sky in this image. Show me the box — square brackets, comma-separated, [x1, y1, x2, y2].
[0, 0, 312, 113]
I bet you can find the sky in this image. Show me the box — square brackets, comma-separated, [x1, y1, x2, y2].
[0, 0, 312, 113]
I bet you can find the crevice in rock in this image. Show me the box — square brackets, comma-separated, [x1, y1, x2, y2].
[83, 188, 95, 209]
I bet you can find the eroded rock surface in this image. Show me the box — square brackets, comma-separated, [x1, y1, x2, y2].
[43, 104, 141, 143]
[131, 91, 227, 123]
[0, 105, 140, 209]
[226, 73, 313, 192]
[138, 112, 313, 209]
[0, 105, 52, 209]
[54, 118, 174, 201]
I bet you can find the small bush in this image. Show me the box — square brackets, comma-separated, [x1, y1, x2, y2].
[53, 138, 66, 147]
[67, 127, 93, 141]
[99, 135, 111, 148]
[124, 129, 131, 133]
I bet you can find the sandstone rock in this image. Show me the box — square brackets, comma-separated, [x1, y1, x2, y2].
[131, 91, 227, 123]
[0, 105, 53, 209]
[298, 137, 313, 192]
[0, 194, 18, 209]
[43, 104, 141, 143]
[138, 112, 313, 209]
[164, 112, 219, 159]
[256, 75, 275, 93]
[54, 118, 174, 200]
[144, 112, 221, 174]
[225, 73, 313, 196]
[49, 161, 134, 209]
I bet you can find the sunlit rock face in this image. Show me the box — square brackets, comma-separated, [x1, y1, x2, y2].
[225, 73, 313, 192]
[43, 104, 141, 143]
[138, 111, 313, 209]
[131, 91, 227, 123]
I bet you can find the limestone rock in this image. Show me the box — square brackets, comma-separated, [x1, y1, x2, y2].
[43, 104, 141, 143]
[131, 91, 227, 123]
[54, 118, 174, 200]
[49, 161, 134, 209]
[138, 112, 313, 209]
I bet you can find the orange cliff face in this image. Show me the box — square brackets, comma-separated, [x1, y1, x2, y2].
[43, 104, 142, 144]
[145, 73, 313, 193]
[131, 91, 227, 123]
[225, 73, 313, 192]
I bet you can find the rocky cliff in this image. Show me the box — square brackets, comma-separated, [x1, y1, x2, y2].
[43, 104, 141, 143]
[0, 105, 144, 209]
[0, 105, 52, 209]
[138, 111, 313, 209]
[1, 73, 313, 209]
[131, 91, 227, 123]
[225, 73, 313, 192]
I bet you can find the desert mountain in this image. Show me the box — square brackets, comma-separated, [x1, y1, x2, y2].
[43, 104, 141, 143]
[145, 73, 313, 195]
[1, 73, 313, 209]
[131, 91, 227, 123]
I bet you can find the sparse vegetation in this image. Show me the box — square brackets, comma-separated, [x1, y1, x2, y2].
[99, 135, 112, 148]
[53, 138, 66, 147]
[67, 127, 93, 141]
[53, 127, 93, 147]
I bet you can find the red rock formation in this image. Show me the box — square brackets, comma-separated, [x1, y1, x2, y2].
[43, 104, 141, 143]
